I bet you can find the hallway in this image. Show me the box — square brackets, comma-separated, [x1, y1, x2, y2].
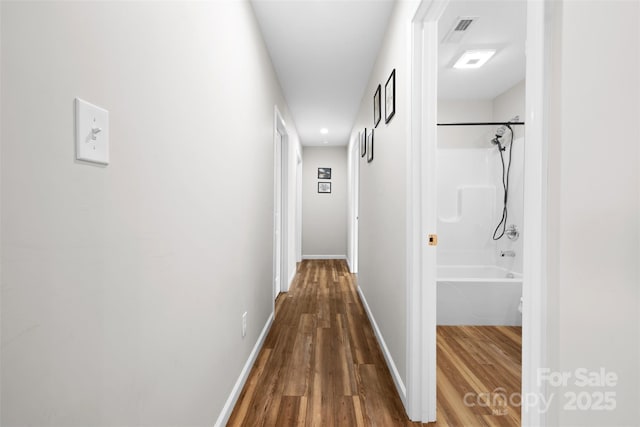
[228, 260, 522, 426]
[227, 260, 421, 426]
[2, 2, 639, 425]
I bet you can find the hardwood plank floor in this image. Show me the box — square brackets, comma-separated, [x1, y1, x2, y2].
[435, 326, 522, 427]
[227, 260, 521, 427]
[227, 259, 417, 426]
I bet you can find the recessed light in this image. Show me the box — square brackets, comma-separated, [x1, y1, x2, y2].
[323, 141, 329, 144]
[320, 128, 329, 134]
[453, 50, 496, 69]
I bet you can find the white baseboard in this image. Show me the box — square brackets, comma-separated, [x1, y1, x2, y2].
[302, 254, 347, 260]
[357, 286, 407, 405]
[214, 312, 274, 427]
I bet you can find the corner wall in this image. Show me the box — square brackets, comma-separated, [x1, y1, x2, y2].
[0, 2, 299, 425]
[545, 1, 639, 425]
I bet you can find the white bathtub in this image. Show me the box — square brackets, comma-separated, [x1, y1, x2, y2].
[437, 265, 522, 326]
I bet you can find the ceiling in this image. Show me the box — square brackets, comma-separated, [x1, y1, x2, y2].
[251, 0, 525, 145]
[438, 0, 526, 100]
[251, 0, 394, 147]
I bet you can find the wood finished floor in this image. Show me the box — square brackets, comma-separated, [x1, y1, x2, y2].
[227, 260, 521, 427]
[436, 326, 521, 426]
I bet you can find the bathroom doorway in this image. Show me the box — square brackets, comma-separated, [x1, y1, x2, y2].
[434, 1, 526, 423]
[408, 0, 549, 424]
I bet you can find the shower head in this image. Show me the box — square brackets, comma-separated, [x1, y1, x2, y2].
[491, 126, 506, 145]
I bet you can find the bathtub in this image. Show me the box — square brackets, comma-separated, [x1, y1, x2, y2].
[437, 265, 522, 326]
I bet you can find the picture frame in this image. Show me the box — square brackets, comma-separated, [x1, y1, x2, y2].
[360, 128, 367, 158]
[367, 128, 374, 163]
[385, 69, 396, 123]
[373, 84, 381, 128]
[318, 182, 331, 193]
[317, 167, 331, 179]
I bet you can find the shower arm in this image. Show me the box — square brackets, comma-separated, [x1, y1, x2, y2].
[436, 121, 525, 127]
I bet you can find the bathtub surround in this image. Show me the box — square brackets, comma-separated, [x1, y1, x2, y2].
[436, 82, 525, 327]
[437, 145, 524, 271]
[438, 80, 525, 275]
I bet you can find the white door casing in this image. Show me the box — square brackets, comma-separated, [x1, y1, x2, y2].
[348, 133, 360, 274]
[273, 106, 290, 303]
[274, 128, 282, 301]
[407, 0, 549, 424]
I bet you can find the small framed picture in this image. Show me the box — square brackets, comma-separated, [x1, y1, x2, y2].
[374, 84, 381, 128]
[317, 167, 331, 179]
[318, 182, 331, 193]
[367, 129, 374, 163]
[385, 69, 396, 123]
[360, 128, 367, 158]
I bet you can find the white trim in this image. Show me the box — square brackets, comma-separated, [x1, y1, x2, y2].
[347, 133, 360, 274]
[295, 150, 303, 263]
[357, 286, 407, 405]
[214, 313, 274, 427]
[273, 106, 289, 300]
[407, 0, 448, 421]
[521, 1, 550, 425]
[409, 0, 550, 424]
[301, 254, 347, 260]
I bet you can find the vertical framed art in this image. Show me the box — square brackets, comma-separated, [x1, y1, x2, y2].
[360, 128, 367, 158]
[385, 69, 396, 123]
[318, 182, 331, 193]
[374, 84, 381, 128]
[367, 128, 374, 163]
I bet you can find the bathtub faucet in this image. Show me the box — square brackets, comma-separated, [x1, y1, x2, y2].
[500, 250, 516, 257]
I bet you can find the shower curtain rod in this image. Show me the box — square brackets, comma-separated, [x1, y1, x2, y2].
[437, 121, 526, 126]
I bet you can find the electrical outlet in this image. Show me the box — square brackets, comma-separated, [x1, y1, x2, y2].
[242, 312, 247, 338]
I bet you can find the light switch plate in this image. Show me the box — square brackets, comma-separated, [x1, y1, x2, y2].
[75, 98, 109, 165]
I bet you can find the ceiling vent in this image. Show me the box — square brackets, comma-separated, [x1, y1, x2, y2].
[442, 17, 478, 43]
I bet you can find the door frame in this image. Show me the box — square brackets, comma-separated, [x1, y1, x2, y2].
[273, 106, 290, 303]
[295, 150, 303, 264]
[407, 0, 551, 424]
[348, 132, 360, 274]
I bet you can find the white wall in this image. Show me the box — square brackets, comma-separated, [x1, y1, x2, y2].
[0, 2, 300, 425]
[493, 80, 525, 132]
[301, 146, 347, 258]
[438, 99, 493, 149]
[545, 1, 639, 425]
[348, 0, 418, 392]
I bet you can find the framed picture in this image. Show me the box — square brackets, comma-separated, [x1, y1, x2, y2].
[385, 69, 396, 123]
[318, 182, 331, 193]
[373, 84, 381, 128]
[360, 128, 367, 158]
[367, 129, 374, 163]
[317, 167, 331, 179]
